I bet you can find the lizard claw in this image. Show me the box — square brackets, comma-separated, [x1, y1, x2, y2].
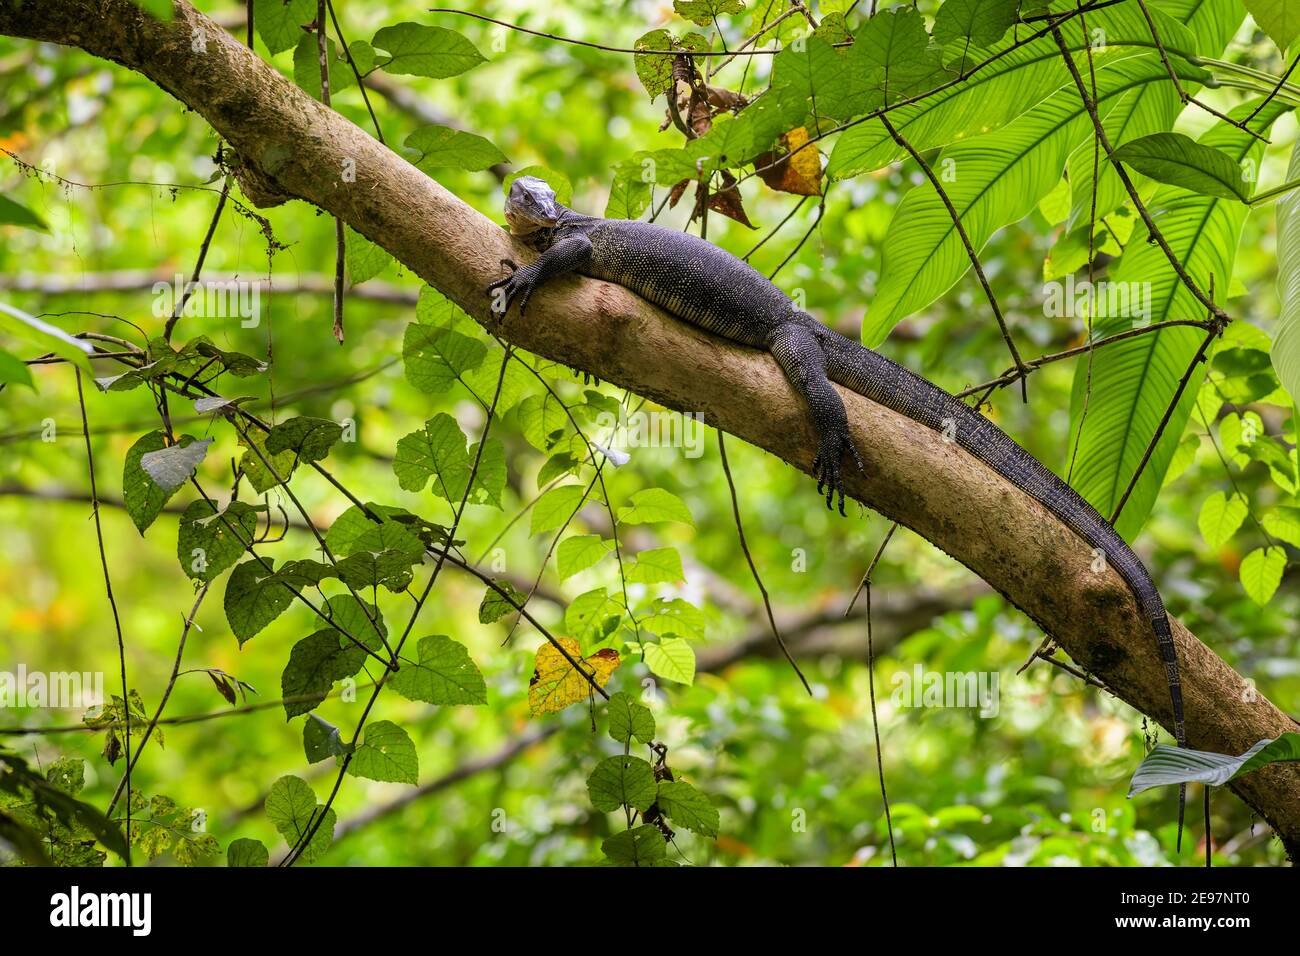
[811, 427, 864, 517]
[485, 261, 537, 317]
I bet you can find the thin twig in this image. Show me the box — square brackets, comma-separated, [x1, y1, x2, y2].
[107, 585, 209, 813]
[162, 179, 229, 342]
[74, 370, 131, 865]
[718, 432, 811, 694]
[880, 114, 1030, 400]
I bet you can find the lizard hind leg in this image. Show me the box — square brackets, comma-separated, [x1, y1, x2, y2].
[766, 322, 864, 516]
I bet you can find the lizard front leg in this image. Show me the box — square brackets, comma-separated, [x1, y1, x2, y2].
[486, 234, 593, 317]
[767, 322, 865, 515]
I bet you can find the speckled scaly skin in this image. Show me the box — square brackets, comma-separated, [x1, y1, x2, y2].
[487, 190, 1186, 841]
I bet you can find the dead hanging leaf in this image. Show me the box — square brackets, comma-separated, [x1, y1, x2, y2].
[667, 179, 690, 208]
[528, 638, 620, 716]
[755, 127, 822, 197]
[697, 171, 754, 228]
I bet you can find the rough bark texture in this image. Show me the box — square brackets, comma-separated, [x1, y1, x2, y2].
[2, 0, 1296, 855]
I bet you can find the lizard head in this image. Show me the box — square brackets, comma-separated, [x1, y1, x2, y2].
[504, 176, 560, 236]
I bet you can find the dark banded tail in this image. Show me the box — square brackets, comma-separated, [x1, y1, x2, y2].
[822, 329, 1188, 848]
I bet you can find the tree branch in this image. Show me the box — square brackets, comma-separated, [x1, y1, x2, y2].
[2, 0, 1297, 856]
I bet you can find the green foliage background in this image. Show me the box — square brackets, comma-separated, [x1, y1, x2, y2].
[0, 0, 1296, 866]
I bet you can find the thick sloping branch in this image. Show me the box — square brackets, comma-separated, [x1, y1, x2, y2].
[2, 0, 1297, 853]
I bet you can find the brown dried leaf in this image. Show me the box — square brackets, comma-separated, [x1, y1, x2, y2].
[756, 127, 822, 197]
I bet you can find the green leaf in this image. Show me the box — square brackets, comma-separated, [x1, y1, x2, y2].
[325, 594, 388, 654]
[1242, 0, 1300, 51]
[1240, 546, 1287, 605]
[265, 416, 343, 465]
[1273, 126, 1300, 408]
[557, 534, 613, 580]
[847, 6, 945, 107]
[1068, 99, 1286, 542]
[674, 0, 744, 28]
[281, 629, 366, 718]
[1128, 733, 1300, 795]
[402, 322, 487, 394]
[531, 484, 588, 535]
[639, 598, 706, 640]
[123, 431, 182, 534]
[303, 714, 352, 763]
[1262, 506, 1300, 548]
[655, 780, 719, 837]
[226, 837, 269, 867]
[601, 824, 667, 866]
[478, 579, 526, 624]
[0, 301, 94, 374]
[392, 413, 505, 507]
[1197, 491, 1248, 548]
[347, 720, 419, 785]
[139, 437, 211, 492]
[177, 500, 260, 583]
[264, 774, 335, 864]
[829, 3, 1209, 179]
[326, 503, 429, 556]
[632, 28, 709, 99]
[336, 548, 422, 593]
[607, 691, 656, 746]
[372, 22, 486, 78]
[626, 547, 684, 584]
[618, 487, 694, 526]
[772, 36, 860, 123]
[933, 0, 1020, 51]
[867, 54, 1191, 340]
[404, 125, 508, 172]
[0, 194, 47, 231]
[587, 755, 658, 812]
[644, 638, 696, 685]
[347, 39, 378, 75]
[565, 588, 623, 646]
[252, 0, 314, 55]
[0, 348, 34, 390]
[292, 34, 355, 99]
[344, 227, 393, 285]
[1113, 132, 1249, 201]
[390, 635, 487, 705]
[238, 431, 298, 493]
[225, 558, 296, 645]
[605, 168, 653, 220]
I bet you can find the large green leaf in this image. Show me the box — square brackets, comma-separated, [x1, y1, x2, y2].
[828, 3, 1207, 179]
[392, 412, 505, 507]
[0, 301, 94, 374]
[389, 635, 487, 705]
[1065, 0, 1243, 224]
[867, 55, 1190, 342]
[1242, 0, 1300, 51]
[1128, 733, 1300, 795]
[252, 0, 315, 55]
[264, 774, 335, 864]
[1068, 100, 1289, 541]
[371, 23, 486, 78]
[1274, 130, 1300, 408]
[404, 125, 508, 172]
[1113, 132, 1250, 201]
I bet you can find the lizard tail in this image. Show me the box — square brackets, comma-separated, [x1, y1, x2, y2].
[821, 331, 1188, 850]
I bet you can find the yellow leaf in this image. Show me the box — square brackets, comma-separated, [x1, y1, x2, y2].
[756, 126, 822, 197]
[527, 637, 620, 716]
